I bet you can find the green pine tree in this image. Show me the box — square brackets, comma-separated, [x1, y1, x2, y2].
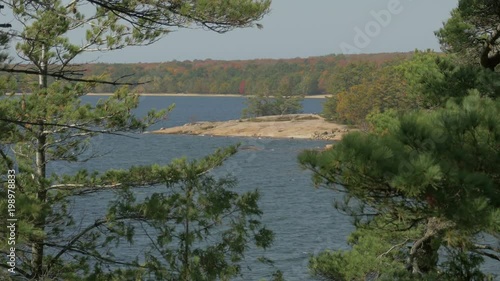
[242, 77, 304, 118]
[299, 93, 500, 280]
[0, 1, 274, 280]
[300, 2, 500, 279]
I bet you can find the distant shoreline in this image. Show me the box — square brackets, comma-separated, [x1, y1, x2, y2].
[85, 93, 330, 99]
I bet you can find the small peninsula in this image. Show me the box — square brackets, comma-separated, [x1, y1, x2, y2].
[151, 114, 352, 140]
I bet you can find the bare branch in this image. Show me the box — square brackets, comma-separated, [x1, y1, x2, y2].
[0, 117, 141, 138]
[473, 243, 500, 253]
[378, 239, 410, 259]
[0, 67, 148, 86]
[472, 250, 500, 262]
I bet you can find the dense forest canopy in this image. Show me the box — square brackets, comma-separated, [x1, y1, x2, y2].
[3, 52, 413, 95]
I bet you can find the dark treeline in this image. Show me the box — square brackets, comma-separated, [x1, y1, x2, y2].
[6, 53, 412, 95]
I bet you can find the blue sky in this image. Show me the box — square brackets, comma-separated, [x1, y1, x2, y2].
[8, 0, 459, 63]
[98, 0, 457, 63]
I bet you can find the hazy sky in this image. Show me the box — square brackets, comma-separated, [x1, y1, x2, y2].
[12, 0, 459, 63]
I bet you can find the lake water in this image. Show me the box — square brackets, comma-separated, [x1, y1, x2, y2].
[53, 96, 497, 280]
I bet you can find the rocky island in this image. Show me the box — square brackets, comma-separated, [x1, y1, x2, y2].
[152, 114, 352, 140]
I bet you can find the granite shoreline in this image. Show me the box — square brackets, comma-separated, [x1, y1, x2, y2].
[151, 114, 352, 141]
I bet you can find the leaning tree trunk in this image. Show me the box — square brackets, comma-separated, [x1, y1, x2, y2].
[480, 29, 500, 71]
[408, 217, 451, 276]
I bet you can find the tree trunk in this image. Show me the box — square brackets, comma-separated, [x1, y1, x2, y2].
[480, 27, 500, 71]
[31, 43, 48, 279]
[32, 133, 47, 279]
[181, 184, 192, 280]
[408, 217, 444, 275]
[480, 51, 500, 71]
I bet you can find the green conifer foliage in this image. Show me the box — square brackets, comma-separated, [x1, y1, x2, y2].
[299, 94, 500, 280]
[0, 1, 273, 279]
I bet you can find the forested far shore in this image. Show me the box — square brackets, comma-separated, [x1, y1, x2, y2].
[2, 52, 414, 95]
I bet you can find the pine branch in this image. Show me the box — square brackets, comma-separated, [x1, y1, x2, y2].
[49, 183, 123, 190]
[472, 250, 500, 262]
[45, 242, 144, 269]
[377, 239, 410, 259]
[473, 243, 500, 253]
[0, 117, 140, 138]
[46, 214, 149, 269]
[0, 67, 149, 86]
[0, 147, 14, 170]
[0, 260, 31, 278]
